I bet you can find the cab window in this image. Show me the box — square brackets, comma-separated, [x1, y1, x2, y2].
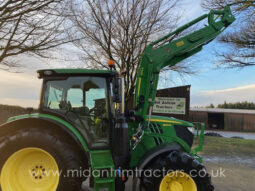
[67, 88, 83, 108]
[43, 76, 110, 150]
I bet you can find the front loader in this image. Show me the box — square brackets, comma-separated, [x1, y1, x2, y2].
[0, 6, 235, 191]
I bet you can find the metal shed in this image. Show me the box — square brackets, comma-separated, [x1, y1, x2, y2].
[189, 108, 255, 132]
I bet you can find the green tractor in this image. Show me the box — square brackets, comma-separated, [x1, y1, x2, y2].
[0, 6, 235, 191]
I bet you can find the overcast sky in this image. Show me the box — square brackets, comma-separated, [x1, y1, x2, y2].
[0, 0, 255, 108]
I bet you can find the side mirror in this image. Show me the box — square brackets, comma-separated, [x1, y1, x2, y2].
[112, 76, 125, 114]
[112, 76, 121, 103]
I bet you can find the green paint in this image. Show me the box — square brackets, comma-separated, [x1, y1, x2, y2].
[146, 115, 194, 127]
[7, 113, 89, 152]
[54, 69, 114, 74]
[131, 6, 235, 170]
[134, 6, 235, 117]
[8, 114, 116, 190]
[4, 6, 235, 191]
[90, 150, 115, 191]
[90, 150, 115, 170]
[191, 123, 205, 156]
[129, 116, 193, 167]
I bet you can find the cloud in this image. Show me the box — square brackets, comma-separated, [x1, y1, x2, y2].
[191, 84, 255, 106]
[181, 0, 204, 21]
[0, 70, 41, 107]
[204, 84, 255, 94]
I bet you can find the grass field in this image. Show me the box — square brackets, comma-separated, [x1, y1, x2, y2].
[0, 104, 28, 124]
[202, 136, 255, 157]
[201, 136, 255, 191]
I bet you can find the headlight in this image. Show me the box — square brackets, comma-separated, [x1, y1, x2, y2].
[187, 127, 196, 134]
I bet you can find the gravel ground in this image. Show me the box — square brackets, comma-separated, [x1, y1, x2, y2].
[204, 130, 255, 140]
[205, 160, 255, 191]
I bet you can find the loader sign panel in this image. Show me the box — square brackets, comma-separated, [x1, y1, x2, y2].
[153, 97, 186, 114]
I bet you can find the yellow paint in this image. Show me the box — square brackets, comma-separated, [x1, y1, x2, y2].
[1, 148, 59, 191]
[160, 171, 197, 191]
[137, 77, 142, 97]
[147, 118, 182, 124]
[176, 40, 185, 47]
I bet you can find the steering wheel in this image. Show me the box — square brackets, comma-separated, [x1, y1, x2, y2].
[65, 107, 95, 138]
[89, 107, 95, 114]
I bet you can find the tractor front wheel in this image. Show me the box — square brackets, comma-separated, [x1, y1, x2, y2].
[0, 127, 88, 191]
[140, 151, 214, 191]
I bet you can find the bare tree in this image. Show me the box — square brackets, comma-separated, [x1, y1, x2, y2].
[67, 0, 192, 104]
[0, 0, 72, 70]
[201, 0, 255, 68]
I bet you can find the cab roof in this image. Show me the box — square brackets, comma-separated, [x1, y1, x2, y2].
[37, 68, 116, 79]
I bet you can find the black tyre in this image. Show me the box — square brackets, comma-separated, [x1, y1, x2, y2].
[0, 127, 88, 191]
[140, 150, 214, 191]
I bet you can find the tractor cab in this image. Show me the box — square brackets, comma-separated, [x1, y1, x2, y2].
[37, 69, 124, 151]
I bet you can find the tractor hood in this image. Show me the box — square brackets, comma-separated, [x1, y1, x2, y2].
[146, 115, 194, 127]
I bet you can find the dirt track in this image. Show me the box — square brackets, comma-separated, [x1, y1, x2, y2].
[205, 161, 255, 191]
[201, 136, 255, 190]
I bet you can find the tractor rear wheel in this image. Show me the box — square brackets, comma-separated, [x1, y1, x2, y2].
[0, 127, 88, 191]
[140, 150, 214, 191]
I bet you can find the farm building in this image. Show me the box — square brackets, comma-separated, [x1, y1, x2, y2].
[143, 85, 255, 132]
[189, 108, 255, 132]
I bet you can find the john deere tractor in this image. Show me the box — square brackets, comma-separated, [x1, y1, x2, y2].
[0, 6, 235, 191]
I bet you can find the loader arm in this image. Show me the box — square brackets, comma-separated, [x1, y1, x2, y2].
[134, 6, 235, 117]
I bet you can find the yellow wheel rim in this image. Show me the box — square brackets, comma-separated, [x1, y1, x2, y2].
[0, 148, 59, 191]
[160, 171, 197, 191]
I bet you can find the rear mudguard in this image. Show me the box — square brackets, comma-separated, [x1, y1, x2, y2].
[0, 113, 89, 154]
